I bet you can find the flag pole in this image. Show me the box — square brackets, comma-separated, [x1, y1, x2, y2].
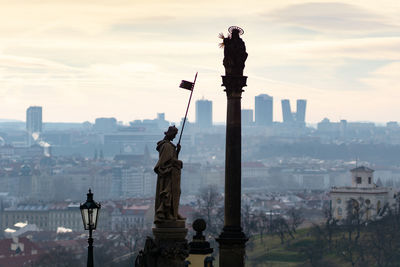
[178, 72, 198, 146]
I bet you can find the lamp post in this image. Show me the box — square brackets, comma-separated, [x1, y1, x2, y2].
[80, 189, 101, 267]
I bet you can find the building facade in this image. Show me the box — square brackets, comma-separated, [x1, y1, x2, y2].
[330, 166, 397, 221]
[26, 106, 42, 146]
[281, 99, 293, 123]
[255, 94, 273, 126]
[195, 99, 213, 128]
[296, 99, 307, 124]
[241, 109, 253, 126]
[26, 106, 42, 134]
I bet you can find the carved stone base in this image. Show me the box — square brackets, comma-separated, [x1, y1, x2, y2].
[153, 220, 188, 267]
[216, 227, 248, 267]
[135, 220, 188, 267]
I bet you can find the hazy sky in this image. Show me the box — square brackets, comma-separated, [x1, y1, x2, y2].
[0, 0, 399, 124]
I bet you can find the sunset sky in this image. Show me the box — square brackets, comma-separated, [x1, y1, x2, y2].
[0, 0, 399, 124]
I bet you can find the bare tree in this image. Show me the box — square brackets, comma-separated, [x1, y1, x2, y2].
[323, 202, 338, 251]
[364, 207, 400, 267]
[35, 246, 84, 267]
[116, 224, 151, 263]
[255, 211, 268, 244]
[287, 207, 304, 234]
[299, 225, 326, 267]
[270, 215, 293, 244]
[336, 197, 369, 266]
[242, 203, 259, 236]
[193, 185, 223, 237]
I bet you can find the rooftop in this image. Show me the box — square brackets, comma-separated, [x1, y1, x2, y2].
[350, 166, 374, 173]
[330, 186, 391, 194]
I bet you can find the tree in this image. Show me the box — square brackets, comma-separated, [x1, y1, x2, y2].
[193, 185, 223, 237]
[255, 211, 268, 244]
[287, 207, 304, 234]
[270, 215, 293, 244]
[242, 203, 258, 236]
[336, 197, 369, 266]
[241, 203, 262, 251]
[299, 225, 326, 267]
[35, 246, 84, 267]
[115, 224, 151, 264]
[323, 201, 338, 251]
[364, 207, 400, 267]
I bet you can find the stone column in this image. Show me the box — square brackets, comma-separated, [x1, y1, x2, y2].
[216, 75, 248, 267]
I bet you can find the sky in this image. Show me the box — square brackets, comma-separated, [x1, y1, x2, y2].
[0, 0, 399, 124]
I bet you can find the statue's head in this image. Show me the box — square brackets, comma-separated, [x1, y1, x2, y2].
[228, 26, 244, 39]
[231, 29, 240, 38]
[164, 126, 178, 140]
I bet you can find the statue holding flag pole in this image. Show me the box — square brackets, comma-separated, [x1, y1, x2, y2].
[134, 73, 198, 267]
[153, 72, 198, 223]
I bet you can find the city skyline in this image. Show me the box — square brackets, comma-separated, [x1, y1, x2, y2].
[0, 99, 395, 126]
[0, 1, 399, 123]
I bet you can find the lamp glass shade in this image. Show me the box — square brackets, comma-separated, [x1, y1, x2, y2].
[91, 208, 99, 229]
[80, 205, 100, 230]
[81, 208, 89, 230]
[80, 189, 101, 230]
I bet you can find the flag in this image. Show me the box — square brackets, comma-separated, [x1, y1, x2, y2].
[179, 80, 194, 91]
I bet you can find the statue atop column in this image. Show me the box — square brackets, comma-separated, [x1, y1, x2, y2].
[154, 125, 185, 223]
[217, 26, 248, 267]
[219, 26, 248, 76]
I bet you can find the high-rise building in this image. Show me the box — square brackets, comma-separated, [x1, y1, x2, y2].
[255, 94, 273, 126]
[281, 99, 293, 123]
[241, 109, 253, 126]
[94, 117, 117, 133]
[296, 99, 307, 123]
[26, 106, 42, 133]
[195, 99, 212, 128]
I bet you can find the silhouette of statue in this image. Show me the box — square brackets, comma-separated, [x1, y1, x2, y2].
[154, 126, 184, 223]
[219, 26, 248, 76]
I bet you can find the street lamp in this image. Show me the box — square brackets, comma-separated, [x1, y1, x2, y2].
[80, 189, 101, 267]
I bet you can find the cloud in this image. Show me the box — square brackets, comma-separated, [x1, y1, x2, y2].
[111, 16, 176, 33]
[0, 1, 398, 123]
[361, 61, 400, 91]
[251, 36, 400, 65]
[264, 2, 400, 33]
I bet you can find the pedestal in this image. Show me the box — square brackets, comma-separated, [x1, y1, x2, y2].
[135, 220, 189, 267]
[153, 220, 189, 267]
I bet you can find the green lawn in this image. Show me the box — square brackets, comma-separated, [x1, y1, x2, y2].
[244, 229, 350, 267]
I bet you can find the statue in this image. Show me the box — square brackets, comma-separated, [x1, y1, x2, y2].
[219, 26, 248, 76]
[154, 126, 184, 223]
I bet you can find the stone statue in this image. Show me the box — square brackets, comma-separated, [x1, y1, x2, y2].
[219, 26, 248, 76]
[154, 126, 184, 223]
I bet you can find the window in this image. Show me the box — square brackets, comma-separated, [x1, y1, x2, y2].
[368, 177, 371, 184]
[351, 199, 359, 214]
[356, 177, 362, 184]
[337, 198, 342, 204]
[338, 207, 342, 216]
[377, 201, 381, 214]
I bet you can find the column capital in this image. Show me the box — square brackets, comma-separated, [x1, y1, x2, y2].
[222, 75, 247, 98]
